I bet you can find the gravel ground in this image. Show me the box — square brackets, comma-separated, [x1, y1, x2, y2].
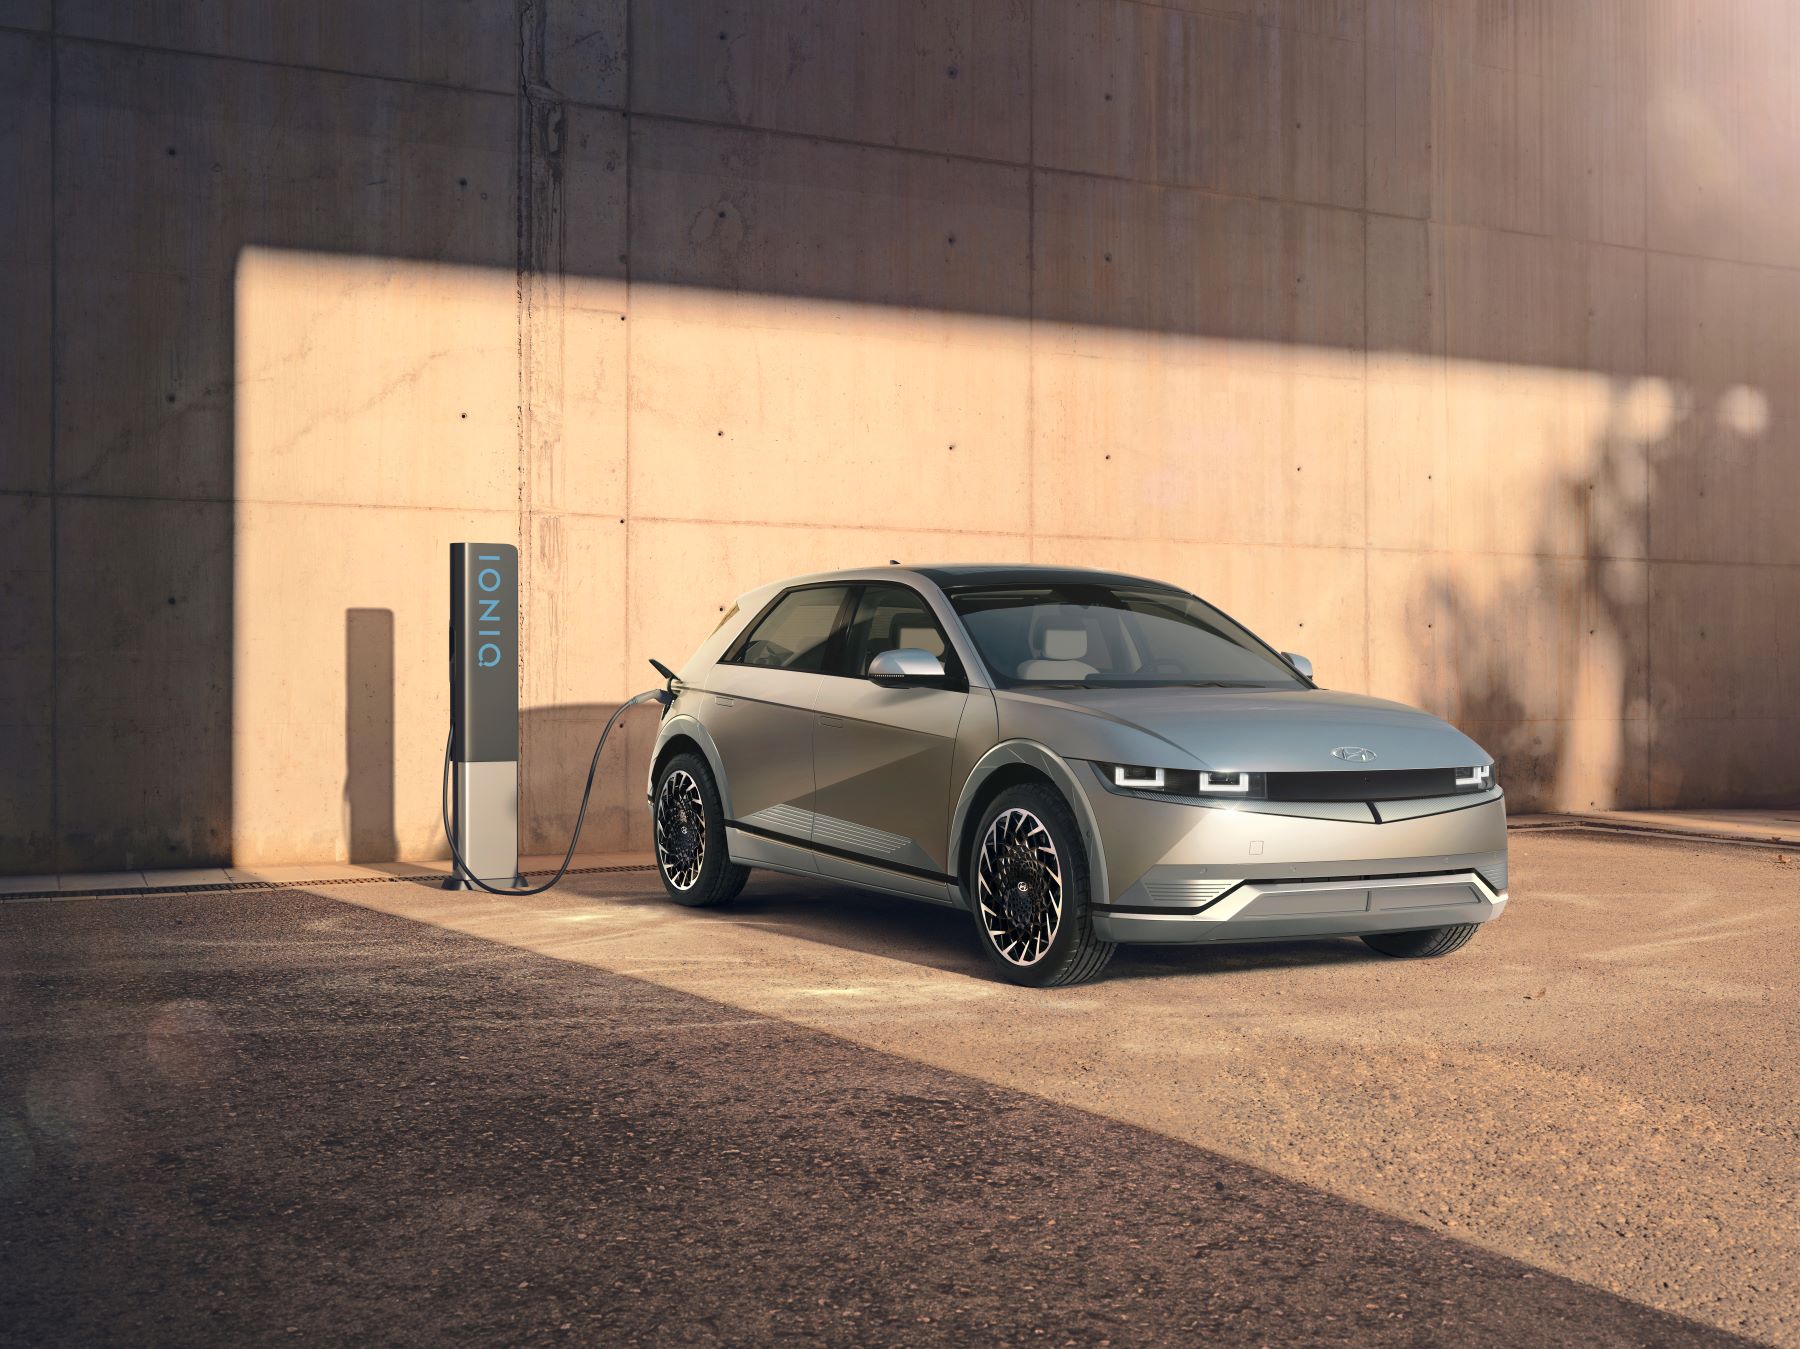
[1, 830, 1792, 1345]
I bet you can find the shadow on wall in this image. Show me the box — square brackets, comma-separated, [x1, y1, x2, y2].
[1425, 375, 1794, 812]
[342, 602, 660, 865]
[1421, 380, 1646, 812]
[344, 608, 397, 863]
[36, 32, 528, 872]
[520, 702, 661, 860]
[343, 616, 658, 864]
[20, 3, 1800, 874]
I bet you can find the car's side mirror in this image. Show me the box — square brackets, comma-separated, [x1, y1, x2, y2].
[1281, 651, 1313, 680]
[868, 647, 946, 684]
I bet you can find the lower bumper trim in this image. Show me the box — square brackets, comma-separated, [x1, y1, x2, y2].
[1096, 866, 1499, 920]
[1093, 870, 1506, 945]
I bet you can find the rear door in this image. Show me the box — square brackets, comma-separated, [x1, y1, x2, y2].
[810, 583, 970, 895]
[704, 584, 853, 851]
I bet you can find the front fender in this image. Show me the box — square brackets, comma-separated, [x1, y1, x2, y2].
[949, 740, 1110, 916]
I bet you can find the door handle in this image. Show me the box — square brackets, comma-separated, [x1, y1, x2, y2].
[817, 715, 844, 728]
[713, 695, 736, 708]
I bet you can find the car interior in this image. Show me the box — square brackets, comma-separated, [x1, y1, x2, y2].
[1020, 608, 1100, 679]
[846, 587, 950, 674]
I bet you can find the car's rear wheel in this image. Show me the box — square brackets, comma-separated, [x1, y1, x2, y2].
[1360, 924, 1479, 958]
[653, 752, 748, 907]
[968, 784, 1114, 987]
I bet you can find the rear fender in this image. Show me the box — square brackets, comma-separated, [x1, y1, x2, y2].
[650, 710, 733, 819]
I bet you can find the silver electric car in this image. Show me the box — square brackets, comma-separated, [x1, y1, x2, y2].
[647, 565, 1507, 986]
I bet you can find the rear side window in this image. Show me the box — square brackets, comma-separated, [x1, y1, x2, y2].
[726, 586, 850, 673]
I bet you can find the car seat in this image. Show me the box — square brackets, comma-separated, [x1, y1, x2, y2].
[894, 625, 946, 658]
[1017, 609, 1098, 680]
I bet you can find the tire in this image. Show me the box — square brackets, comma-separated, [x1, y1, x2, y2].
[967, 783, 1114, 987]
[652, 752, 749, 908]
[1360, 924, 1479, 959]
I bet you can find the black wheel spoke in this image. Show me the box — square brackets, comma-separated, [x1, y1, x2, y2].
[655, 770, 706, 890]
[976, 808, 1064, 968]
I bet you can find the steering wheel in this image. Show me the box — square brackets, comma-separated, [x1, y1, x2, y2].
[1140, 657, 1189, 675]
[742, 639, 795, 668]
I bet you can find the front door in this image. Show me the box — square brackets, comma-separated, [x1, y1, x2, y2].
[811, 583, 969, 895]
[703, 584, 853, 851]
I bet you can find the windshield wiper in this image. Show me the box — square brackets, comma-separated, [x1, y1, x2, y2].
[1077, 680, 1253, 688]
[1159, 680, 1273, 688]
[1017, 679, 1275, 690]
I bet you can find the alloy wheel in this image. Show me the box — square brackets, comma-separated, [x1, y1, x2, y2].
[976, 808, 1064, 966]
[655, 769, 706, 890]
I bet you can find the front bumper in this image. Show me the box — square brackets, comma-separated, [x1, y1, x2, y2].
[1074, 768, 1509, 945]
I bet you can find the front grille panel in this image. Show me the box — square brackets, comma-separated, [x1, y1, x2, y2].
[1266, 769, 1459, 802]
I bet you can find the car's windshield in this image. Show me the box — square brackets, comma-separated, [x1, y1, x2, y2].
[947, 583, 1305, 689]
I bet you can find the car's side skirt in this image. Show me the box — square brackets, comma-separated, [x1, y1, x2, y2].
[726, 819, 962, 906]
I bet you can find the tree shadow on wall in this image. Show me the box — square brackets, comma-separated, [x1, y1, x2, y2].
[1424, 375, 1790, 813]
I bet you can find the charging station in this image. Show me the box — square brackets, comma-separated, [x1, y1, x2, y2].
[446, 542, 522, 889]
[441, 542, 668, 896]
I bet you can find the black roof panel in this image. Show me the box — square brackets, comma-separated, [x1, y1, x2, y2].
[910, 563, 1186, 593]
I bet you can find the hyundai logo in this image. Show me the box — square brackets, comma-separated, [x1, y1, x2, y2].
[1331, 746, 1377, 762]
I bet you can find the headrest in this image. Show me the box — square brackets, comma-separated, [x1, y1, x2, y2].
[1042, 627, 1087, 661]
[896, 626, 944, 657]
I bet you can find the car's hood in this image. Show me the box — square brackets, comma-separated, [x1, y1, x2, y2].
[995, 686, 1491, 773]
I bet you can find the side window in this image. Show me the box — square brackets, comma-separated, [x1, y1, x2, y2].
[727, 586, 850, 673]
[841, 584, 954, 678]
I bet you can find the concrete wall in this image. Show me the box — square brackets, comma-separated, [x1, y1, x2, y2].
[3, 1, 1798, 873]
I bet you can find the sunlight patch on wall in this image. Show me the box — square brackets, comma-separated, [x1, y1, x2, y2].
[233, 245, 1729, 861]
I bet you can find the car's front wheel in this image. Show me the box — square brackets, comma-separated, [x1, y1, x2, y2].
[1360, 924, 1479, 958]
[652, 752, 749, 907]
[968, 784, 1114, 987]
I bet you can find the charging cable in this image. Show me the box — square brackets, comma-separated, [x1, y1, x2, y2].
[439, 686, 669, 896]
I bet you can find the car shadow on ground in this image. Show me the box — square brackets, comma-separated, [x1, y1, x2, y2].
[598, 870, 1389, 985]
